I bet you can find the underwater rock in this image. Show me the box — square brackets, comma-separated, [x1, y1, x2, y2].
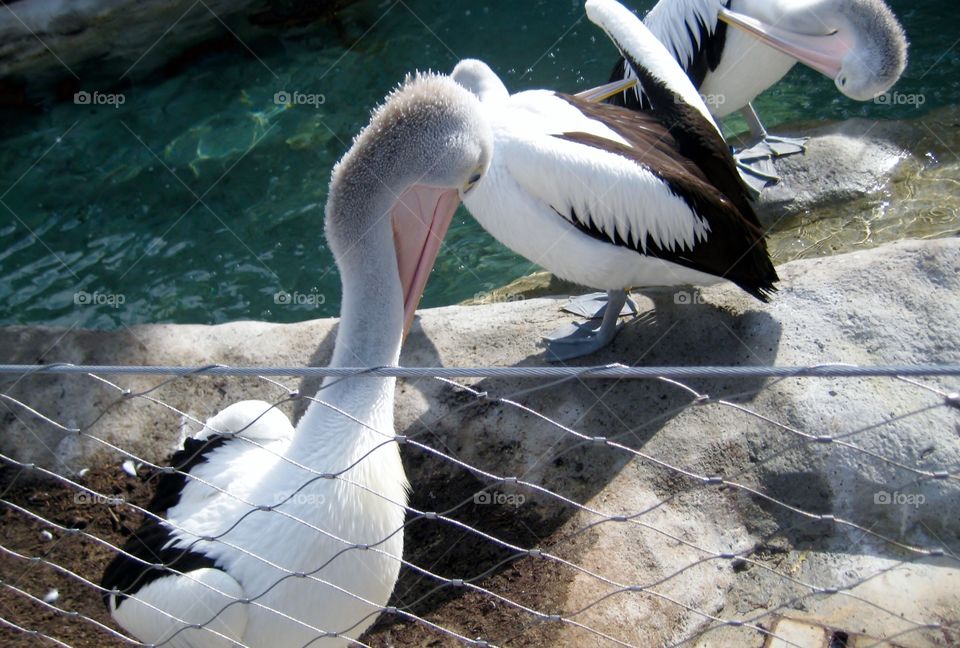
[0, 0, 272, 99]
[753, 105, 960, 222]
[754, 106, 960, 264]
[755, 123, 909, 221]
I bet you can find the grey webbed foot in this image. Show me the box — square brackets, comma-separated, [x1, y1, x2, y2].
[734, 135, 807, 194]
[759, 134, 808, 157]
[545, 289, 630, 361]
[561, 290, 638, 319]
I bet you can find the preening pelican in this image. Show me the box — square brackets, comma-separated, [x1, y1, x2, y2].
[607, 0, 907, 189]
[451, 0, 777, 361]
[101, 73, 492, 647]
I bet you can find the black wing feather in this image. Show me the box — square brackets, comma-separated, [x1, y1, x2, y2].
[101, 435, 231, 608]
[606, 2, 729, 109]
[556, 94, 777, 300]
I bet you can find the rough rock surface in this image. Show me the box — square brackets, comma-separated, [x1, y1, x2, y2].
[1, 238, 958, 646]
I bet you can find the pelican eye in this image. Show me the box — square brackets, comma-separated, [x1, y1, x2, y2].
[462, 169, 484, 193]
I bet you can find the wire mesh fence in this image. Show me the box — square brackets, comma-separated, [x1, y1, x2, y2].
[1, 363, 958, 647]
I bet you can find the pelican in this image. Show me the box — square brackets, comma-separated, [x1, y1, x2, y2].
[607, 0, 908, 190]
[451, 0, 777, 361]
[100, 73, 492, 647]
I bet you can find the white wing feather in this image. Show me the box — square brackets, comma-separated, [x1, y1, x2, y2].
[586, 0, 721, 130]
[644, 0, 727, 72]
[172, 400, 294, 507]
[111, 567, 247, 648]
[196, 400, 294, 442]
[492, 93, 710, 254]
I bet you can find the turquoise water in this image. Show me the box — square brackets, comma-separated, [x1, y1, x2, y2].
[0, 0, 956, 329]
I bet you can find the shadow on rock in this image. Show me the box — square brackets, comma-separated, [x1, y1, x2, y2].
[369, 294, 783, 625]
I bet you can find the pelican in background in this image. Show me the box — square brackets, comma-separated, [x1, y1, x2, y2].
[101, 73, 492, 647]
[451, 0, 777, 361]
[607, 0, 908, 190]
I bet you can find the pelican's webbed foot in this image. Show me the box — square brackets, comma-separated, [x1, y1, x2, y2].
[763, 134, 808, 156]
[561, 291, 638, 319]
[544, 289, 630, 361]
[734, 135, 808, 195]
[734, 103, 808, 194]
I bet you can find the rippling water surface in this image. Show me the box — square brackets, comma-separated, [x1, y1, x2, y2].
[0, 0, 956, 328]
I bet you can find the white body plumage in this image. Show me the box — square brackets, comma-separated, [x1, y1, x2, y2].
[643, 0, 796, 117]
[103, 72, 493, 648]
[458, 84, 721, 291]
[108, 399, 407, 648]
[620, 0, 907, 117]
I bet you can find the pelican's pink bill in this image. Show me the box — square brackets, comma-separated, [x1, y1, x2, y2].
[391, 185, 460, 337]
[718, 7, 851, 79]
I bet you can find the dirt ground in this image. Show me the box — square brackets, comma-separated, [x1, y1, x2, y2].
[0, 450, 583, 647]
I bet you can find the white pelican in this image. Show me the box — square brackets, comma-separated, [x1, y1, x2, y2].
[100, 73, 492, 647]
[607, 0, 908, 189]
[451, 0, 777, 361]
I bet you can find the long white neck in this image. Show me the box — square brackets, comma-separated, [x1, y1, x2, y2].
[292, 197, 404, 462]
[286, 71, 489, 467]
[587, 0, 719, 129]
[451, 59, 510, 104]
